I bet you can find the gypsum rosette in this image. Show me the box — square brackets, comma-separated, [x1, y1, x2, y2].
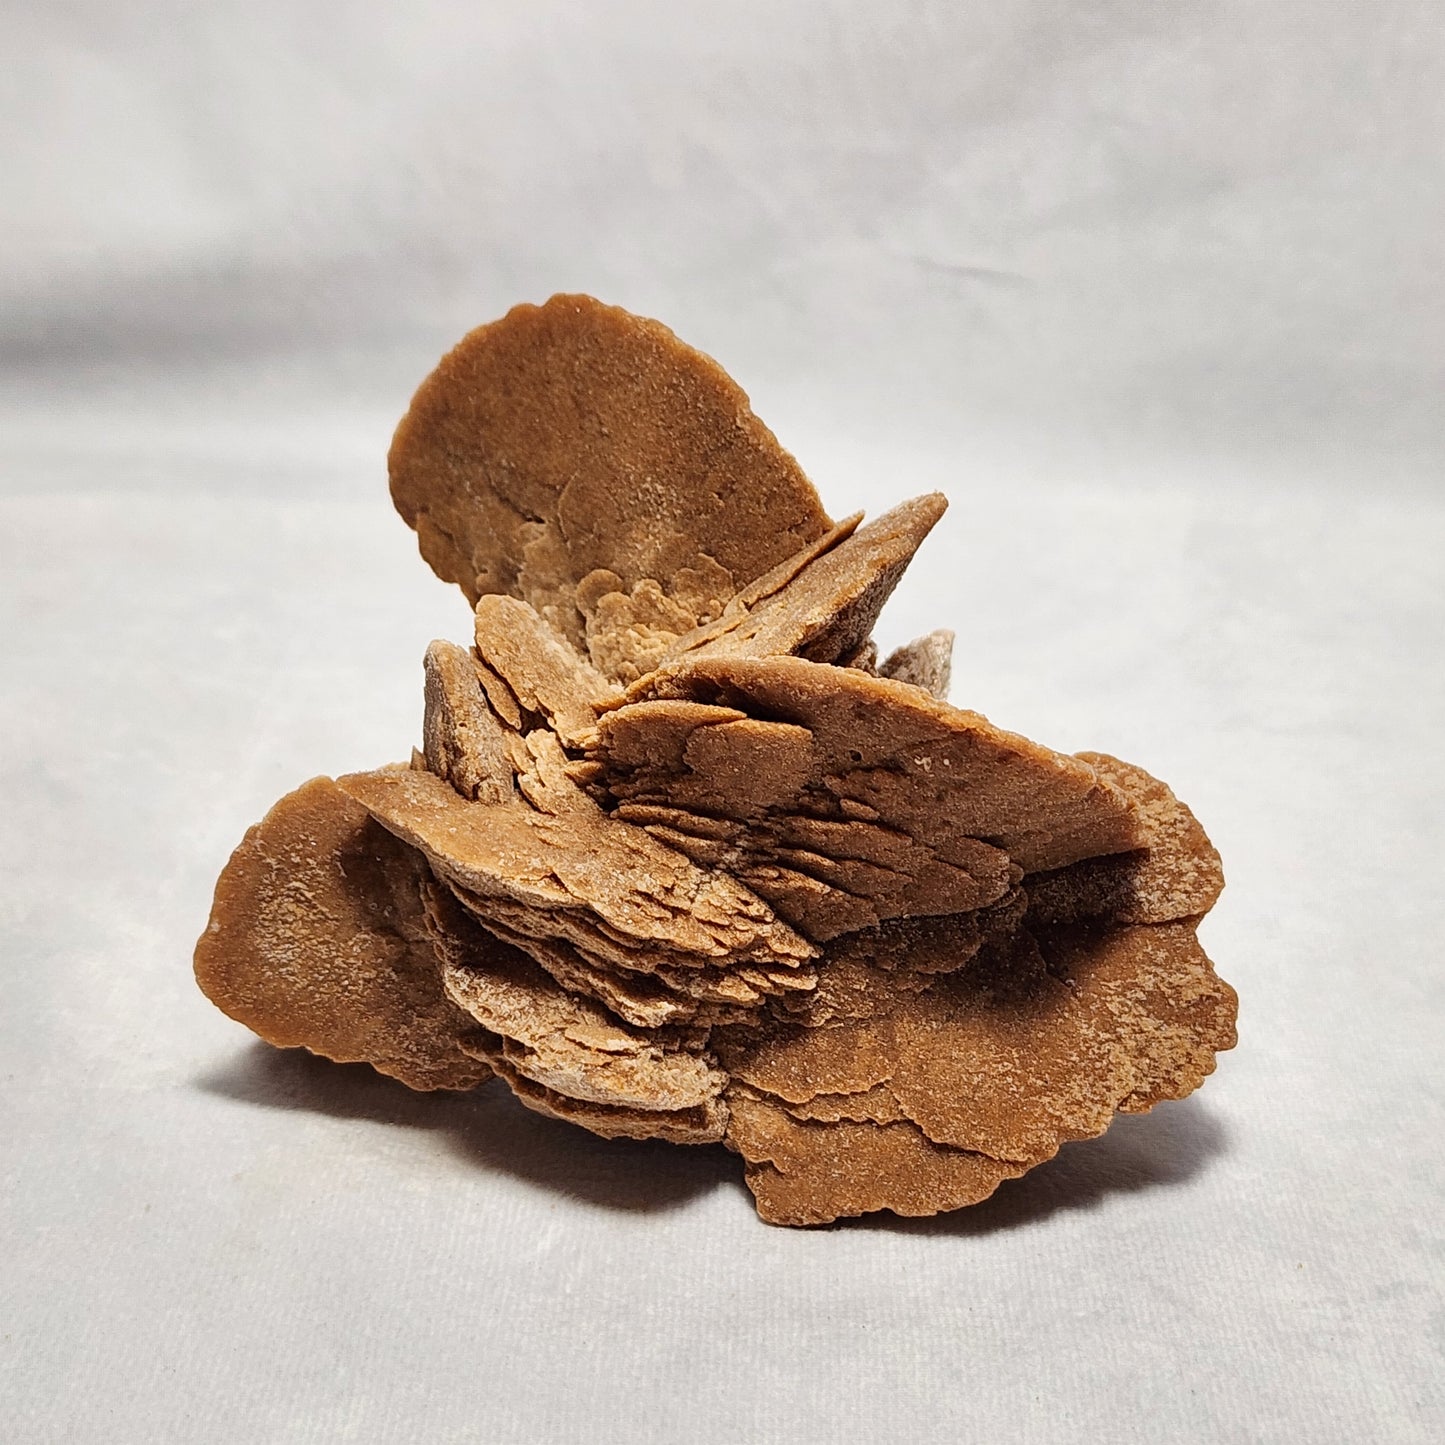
[195, 294, 1237, 1226]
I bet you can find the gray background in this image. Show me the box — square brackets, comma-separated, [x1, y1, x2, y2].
[3, 3, 1442, 1442]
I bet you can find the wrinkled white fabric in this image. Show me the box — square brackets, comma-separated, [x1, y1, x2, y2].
[3, 5, 1442, 1442]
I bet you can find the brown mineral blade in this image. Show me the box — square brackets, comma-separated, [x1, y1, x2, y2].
[445, 885, 813, 1020]
[883, 920, 1236, 1160]
[433, 898, 724, 1112]
[472, 594, 621, 747]
[192, 293, 1238, 1227]
[662, 493, 948, 669]
[595, 655, 1142, 940]
[879, 628, 954, 699]
[1024, 753, 1225, 926]
[193, 777, 491, 1091]
[724, 512, 863, 612]
[446, 966, 721, 1112]
[726, 1092, 1025, 1227]
[1050, 923, 1240, 1113]
[388, 293, 833, 656]
[465, 1035, 728, 1145]
[508, 728, 586, 815]
[441, 906, 703, 1029]
[423, 639, 515, 804]
[714, 1013, 896, 1105]
[473, 653, 525, 729]
[575, 555, 737, 683]
[839, 639, 879, 672]
[335, 765, 816, 973]
[783, 1085, 906, 1126]
[774, 895, 1026, 1027]
[716, 914, 1235, 1222]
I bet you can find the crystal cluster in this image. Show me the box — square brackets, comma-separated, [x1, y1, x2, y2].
[196, 295, 1236, 1225]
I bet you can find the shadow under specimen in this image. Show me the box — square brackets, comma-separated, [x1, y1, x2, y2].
[199, 1040, 1228, 1229]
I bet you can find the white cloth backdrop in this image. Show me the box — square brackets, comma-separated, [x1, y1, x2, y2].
[3, 4, 1442, 1442]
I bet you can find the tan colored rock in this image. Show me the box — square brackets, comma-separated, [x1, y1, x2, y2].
[727, 1093, 1024, 1226]
[422, 639, 515, 804]
[450, 892, 813, 1024]
[388, 293, 834, 657]
[335, 765, 816, 975]
[716, 918, 1236, 1223]
[420, 864, 723, 1112]
[465, 1036, 729, 1145]
[1024, 754, 1225, 926]
[885, 922, 1234, 1158]
[576, 555, 736, 683]
[473, 594, 621, 747]
[783, 1085, 906, 1126]
[879, 628, 954, 699]
[840, 638, 880, 673]
[194, 295, 1236, 1227]
[663, 494, 947, 669]
[595, 655, 1142, 940]
[443, 909, 706, 1030]
[194, 777, 490, 1090]
[724, 513, 863, 612]
[444, 948, 723, 1113]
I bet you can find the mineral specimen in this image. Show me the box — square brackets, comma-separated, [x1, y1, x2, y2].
[195, 293, 1236, 1225]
